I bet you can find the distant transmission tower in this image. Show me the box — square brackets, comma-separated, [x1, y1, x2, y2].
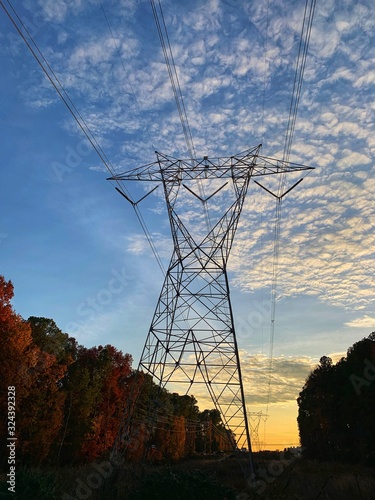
[109, 146, 312, 462]
[248, 411, 269, 452]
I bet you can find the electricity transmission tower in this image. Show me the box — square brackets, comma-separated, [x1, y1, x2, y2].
[248, 411, 269, 452]
[110, 145, 312, 459]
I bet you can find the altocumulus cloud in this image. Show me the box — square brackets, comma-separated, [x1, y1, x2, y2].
[344, 315, 375, 329]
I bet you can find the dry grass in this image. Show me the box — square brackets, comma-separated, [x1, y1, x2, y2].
[268, 459, 375, 500]
[2, 456, 375, 499]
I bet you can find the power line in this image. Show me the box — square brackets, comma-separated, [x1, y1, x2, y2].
[149, 0, 211, 232]
[265, 0, 317, 418]
[1, 1, 113, 176]
[283, 0, 317, 164]
[100, 1, 157, 155]
[98, 3, 166, 274]
[261, 0, 270, 145]
[1, 0, 166, 275]
[150, 0, 196, 160]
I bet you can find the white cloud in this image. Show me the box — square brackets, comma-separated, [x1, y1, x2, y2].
[3, 0, 374, 337]
[126, 234, 149, 255]
[126, 232, 171, 259]
[345, 315, 375, 329]
[38, 0, 84, 23]
[353, 71, 375, 89]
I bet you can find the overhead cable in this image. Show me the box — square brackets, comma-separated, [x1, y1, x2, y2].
[149, 0, 211, 232]
[265, 0, 317, 418]
[1, 0, 165, 275]
[283, 0, 317, 164]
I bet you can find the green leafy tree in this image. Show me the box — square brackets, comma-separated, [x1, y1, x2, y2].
[28, 316, 77, 365]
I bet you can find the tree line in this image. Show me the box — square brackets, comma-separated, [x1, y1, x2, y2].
[297, 331, 375, 465]
[0, 275, 232, 469]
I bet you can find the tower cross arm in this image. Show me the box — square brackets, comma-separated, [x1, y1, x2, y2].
[254, 155, 314, 177]
[107, 148, 314, 183]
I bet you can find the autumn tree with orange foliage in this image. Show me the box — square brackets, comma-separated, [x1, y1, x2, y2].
[0, 275, 237, 469]
[21, 317, 77, 463]
[0, 276, 34, 401]
[0, 277, 42, 465]
[61, 344, 132, 463]
[0, 278, 76, 465]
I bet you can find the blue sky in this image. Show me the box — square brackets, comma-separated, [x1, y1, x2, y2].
[1, 0, 374, 448]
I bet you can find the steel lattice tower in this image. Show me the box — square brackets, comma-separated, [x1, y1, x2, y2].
[110, 145, 312, 457]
